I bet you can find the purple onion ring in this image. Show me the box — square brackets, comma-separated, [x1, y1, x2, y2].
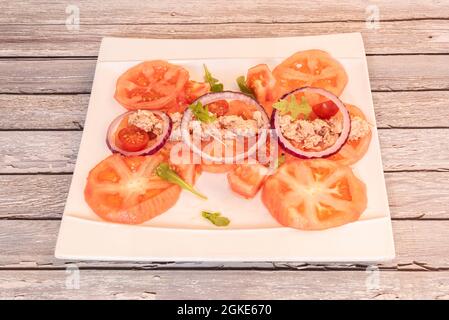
[272, 87, 351, 159]
[106, 110, 172, 157]
[180, 91, 270, 163]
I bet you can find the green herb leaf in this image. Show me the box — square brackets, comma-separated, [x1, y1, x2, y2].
[189, 101, 217, 124]
[236, 75, 255, 98]
[273, 95, 312, 120]
[203, 64, 224, 92]
[202, 211, 230, 227]
[276, 154, 286, 168]
[156, 163, 207, 200]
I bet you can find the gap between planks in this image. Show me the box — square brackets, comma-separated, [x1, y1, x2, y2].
[2, 56, 449, 93]
[2, 18, 449, 26]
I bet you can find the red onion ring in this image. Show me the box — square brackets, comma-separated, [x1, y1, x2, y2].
[180, 91, 270, 163]
[272, 87, 351, 159]
[106, 110, 172, 156]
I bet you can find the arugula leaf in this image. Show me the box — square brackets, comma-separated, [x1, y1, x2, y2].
[203, 64, 224, 92]
[276, 154, 286, 168]
[156, 163, 207, 200]
[202, 211, 230, 227]
[189, 101, 217, 123]
[236, 75, 255, 98]
[273, 95, 312, 120]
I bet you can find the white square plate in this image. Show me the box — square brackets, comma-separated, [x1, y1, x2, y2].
[56, 33, 395, 263]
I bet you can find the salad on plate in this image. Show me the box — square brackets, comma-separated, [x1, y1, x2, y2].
[84, 50, 372, 230]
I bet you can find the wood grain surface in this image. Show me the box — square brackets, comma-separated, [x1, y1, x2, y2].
[0, 0, 448, 300]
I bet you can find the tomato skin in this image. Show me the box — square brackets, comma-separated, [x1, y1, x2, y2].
[262, 159, 367, 230]
[117, 126, 150, 152]
[207, 100, 229, 116]
[227, 164, 268, 198]
[312, 100, 339, 119]
[114, 60, 189, 110]
[247, 64, 280, 115]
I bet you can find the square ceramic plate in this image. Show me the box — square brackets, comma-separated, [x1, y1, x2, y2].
[55, 33, 395, 262]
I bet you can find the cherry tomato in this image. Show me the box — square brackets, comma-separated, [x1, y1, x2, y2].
[117, 126, 149, 152]
[312, 100, 339, 119]
[207, 100, 229, 116]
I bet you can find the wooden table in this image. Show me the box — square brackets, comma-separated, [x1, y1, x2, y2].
[1, 0, 449, 300]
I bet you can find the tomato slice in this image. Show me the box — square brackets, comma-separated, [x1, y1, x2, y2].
[184, 80, 210, 103]
[84, 154, 198, 224]
[207, 100, 229, 116]
[117, 126, 150, 152]
[225, 99, 257, 119]
[227, 163, 268, 198]
[166, 80, 211, 114]
[262, 159, 367, 230]
[114, 60, 189, 110]
[273, 50, 348, 103]
[201, 163, 235, 173]
[327, 104, 372, 166]
[247, 64, 281, 115]
[200, 140, 236, 173]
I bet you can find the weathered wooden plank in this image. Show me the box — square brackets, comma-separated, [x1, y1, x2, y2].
[373, 91, 449, 128]
[1, 56, 448, 94]
[0, 220, 448, 270]
[1, 20, 448, 57]
[0, 59, 94, 94]
[1, 172, 447, 220]
[2, 91, 448, 130]
[0, 94, 88, 130]
[1, 129, 448, 174]
[1, 269, 449, 300]
[0, 175, 72, 219]
[0, 131, 77, 173]
[1, 0, 448, 24]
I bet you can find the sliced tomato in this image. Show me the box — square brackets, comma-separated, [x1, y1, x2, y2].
[207, 100, 229, 116]
[84, 153, 197, 224]
[184, 80, 210, 103]
[200, 140, 235, 173]
[115, 60, 189, 110]
[262, 159, 367, 230]
[327, 104, 372, 166]
[201, 163, 235, 173]
[273, 50, 348, 104]
[225, 99, 257, 119]
[227, 163, 268, 198]
[247, 64, 281, 115]
[166, 80, 211, 114]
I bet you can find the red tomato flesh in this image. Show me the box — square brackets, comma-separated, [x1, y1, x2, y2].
[227, 164, 268, 199]
[207, 100, 229, 116]
[117, 125, 150, 152]
[312, 100, 339, 119]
